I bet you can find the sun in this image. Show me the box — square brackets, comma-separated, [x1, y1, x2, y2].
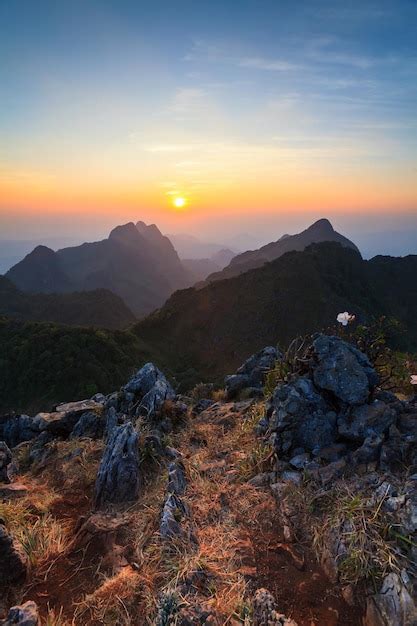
[173, 196, 187, 209]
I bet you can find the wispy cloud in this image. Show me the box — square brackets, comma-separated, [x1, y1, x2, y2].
[238, 57, 301, 71]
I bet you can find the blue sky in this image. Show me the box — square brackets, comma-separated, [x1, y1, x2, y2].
[0, 0, 416, 246]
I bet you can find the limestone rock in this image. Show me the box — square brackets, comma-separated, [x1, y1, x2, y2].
[94, 422, 141, 509]
[70, 411, 105, 439]
[225, 346, 281, 399]
[365, 573, 417, 626]
[313, 335, 378, 405]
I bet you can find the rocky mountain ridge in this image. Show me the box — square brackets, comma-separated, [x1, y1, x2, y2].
[0, 333, 415, 624]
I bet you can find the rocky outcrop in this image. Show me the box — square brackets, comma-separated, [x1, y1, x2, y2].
[225, 346, 281, 399]
[0, 442, 12, 483]
[94, 423, 141, 509]
[121, 363, 175, 421]
[1, 601, 40, 626]
[0, 524, 28, 585]
[365, 572, 417, 626]
[265, 335, 415, 475]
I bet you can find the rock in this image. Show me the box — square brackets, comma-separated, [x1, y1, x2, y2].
[314, 443, 347, 462]
[0, 524, 28, 584]
[237, 346, 282, 387]
[248, 472, 271, 487]
[40, 399, 103, 436]
[137, 378, 175, 419]
[91, 393, 106, 404]
[270, 377, 336, 454]
[167, 461, 187, 496]
[160, 493, 188, 539]
[313, 335, 378, 405]
[1, 601, 40, 625]
[316, 458, 347, 485]
[0, 442, 12, 483]
[338, 401, 396, 443]
[94, 422, 141, 509]
[192, 399, 214, 415]
[224, 374, 250, 399]
[55, 398, 103, 415]
[0, 484, 28, 500]
[289, 453, 310, 469]
[225, 346, 281, 399]
[252, 588, 298, 626]
[364, 573, 417, 626]
[124, 362, 165, 395]
[0, 415, 42, 448]
[281, 471, 302, 485]
[104, 406, 119, 440]
[70, 411, 105, 439]
[351, 433, 384, 465]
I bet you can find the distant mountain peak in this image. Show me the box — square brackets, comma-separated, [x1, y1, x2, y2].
[307, 218, 334, 233]
[108, 222, 139, 242]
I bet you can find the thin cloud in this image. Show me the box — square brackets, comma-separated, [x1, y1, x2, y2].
[238, 57, 301, 71]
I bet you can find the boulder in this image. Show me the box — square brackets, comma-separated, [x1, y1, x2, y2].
[338, 401, 396, 443]
[0, 524, 28, 584]
[123, 362, 165, 395]
[136, 378, 175, 419]
[40, 399, 103, 436]
[0, 442, 12, 483]
[94, 423, 141, 509]
[269, 377, 336, 454]
[313, 335, 378, 406]
[70, 411, 105, 439]
[365, 573, 417, 626]
[0, 415, 42, 448]
[1, 601, 40, 626]
[225, 346, 281, 398]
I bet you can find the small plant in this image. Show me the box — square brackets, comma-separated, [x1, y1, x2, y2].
[239, 441, 274, 480]
[190, 382, 214, 402]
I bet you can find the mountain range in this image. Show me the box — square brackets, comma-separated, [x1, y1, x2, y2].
[202, 218, 359, 284]
[6, 222, 191, 317]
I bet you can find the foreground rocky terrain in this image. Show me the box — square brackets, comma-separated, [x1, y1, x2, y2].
[0, 334, 416, 625]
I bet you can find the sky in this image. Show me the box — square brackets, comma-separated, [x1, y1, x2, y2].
[0, 0, 416, 250]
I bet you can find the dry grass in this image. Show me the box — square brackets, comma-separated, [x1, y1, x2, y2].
[284, 480, 404, 585]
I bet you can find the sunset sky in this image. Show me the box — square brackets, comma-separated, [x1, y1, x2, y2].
[1, 0, 416, 243]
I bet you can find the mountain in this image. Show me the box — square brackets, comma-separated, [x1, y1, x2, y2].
[6, 222, 192, 317]
[0, 275, 135, 329]
[133, 242, 417, 386]
[182, 248, 237, 282]
[203, 218, 359, 285]
[2, 242, 417, 412]
[167, 233, 238, 259]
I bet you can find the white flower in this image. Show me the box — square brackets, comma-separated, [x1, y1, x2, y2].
[411, 375, 417, 385]
[337, 312, 356, 326]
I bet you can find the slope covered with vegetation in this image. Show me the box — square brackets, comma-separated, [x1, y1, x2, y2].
[0, 276, 136, 329]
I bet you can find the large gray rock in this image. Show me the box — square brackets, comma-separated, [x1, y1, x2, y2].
[270, 377, 337, 454]
[137, 378, 175, 419]
[1, 601, 40, 626]
[338, 400, 397, 443]
[0, 524, 28, 584]
[124, 362, 167, 395]
[0, 415, 42, 448]
[225, 346, 281, 398]
[0, 441, 12, 483]
[313, 335, 378, 406]
[94, 423, 141, 509]
[70, 411, 105, 439]
[365, 573, 417, 626]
